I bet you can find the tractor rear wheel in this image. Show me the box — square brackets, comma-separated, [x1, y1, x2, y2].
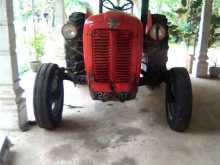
[166, 67, 192, 132]
[33, 63, 64, 129]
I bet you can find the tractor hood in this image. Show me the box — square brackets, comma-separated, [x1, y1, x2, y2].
[84, 11, 142, 33]
[83, 11, 143, 101]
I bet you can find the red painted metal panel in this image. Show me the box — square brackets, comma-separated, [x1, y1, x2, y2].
[83, 11, 143, 99]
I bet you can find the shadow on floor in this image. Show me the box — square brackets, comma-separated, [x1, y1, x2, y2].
[188, 79, 220, 134]
[29, 78, 220, 135]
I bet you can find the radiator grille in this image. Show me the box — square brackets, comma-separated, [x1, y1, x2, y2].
[92, 30, 110, 82]
[92, 29, 132, 83]
[115, 31, 132, 83]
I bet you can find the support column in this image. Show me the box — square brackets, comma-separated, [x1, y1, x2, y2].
[195, 0, 213, 77]
[0, 0, 28, 131]
[55, 0, 65, 27]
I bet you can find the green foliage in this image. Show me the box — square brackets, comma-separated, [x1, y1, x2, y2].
[64, 0, 89, 10]
[150, 0, 180, 15]
[175, 8, 187, 15]
[19, 64, 30, 75]
[181, 0, 187, 7]
[18, 0, 32, 21]
[168, 0, 202, 55]
[22, 10, 32, 21]
[209, 15, 220, 47]
[168, 0, 220, 49]
[150, 0, 220, 56]
[31, 33, 46, 61]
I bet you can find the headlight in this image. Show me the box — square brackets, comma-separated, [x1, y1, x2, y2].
[61, 23, 77, 40]
[149, 24, 167, 41]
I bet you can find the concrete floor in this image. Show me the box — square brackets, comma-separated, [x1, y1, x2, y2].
[2, 78, 220, 165]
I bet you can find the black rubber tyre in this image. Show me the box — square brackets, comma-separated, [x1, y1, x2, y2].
[33, 63, 64, 129]
[166, 67, 192, 132]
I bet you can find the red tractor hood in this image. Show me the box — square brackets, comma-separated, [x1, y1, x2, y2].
[83, 12, 143, 101]
[84, 11, 142, 30]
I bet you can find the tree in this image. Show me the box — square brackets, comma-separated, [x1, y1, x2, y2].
[169, 0, 220, 55]
[64, 0, 89, 16]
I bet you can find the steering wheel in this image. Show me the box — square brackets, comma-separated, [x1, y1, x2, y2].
[102, 0, 134, 11]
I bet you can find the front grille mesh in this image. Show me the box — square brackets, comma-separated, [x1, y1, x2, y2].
[92, 30, 110, 82]
[92, 29, 132, 83]
[115, 31, 131, 83]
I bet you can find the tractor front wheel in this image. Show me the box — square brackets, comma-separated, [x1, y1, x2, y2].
[166, 67, 192, 132]
[33, 63, 64, 129]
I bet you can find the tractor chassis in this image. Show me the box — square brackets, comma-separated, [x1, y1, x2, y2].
[59, 67, 167, 87]
[60, 67, 87, 85]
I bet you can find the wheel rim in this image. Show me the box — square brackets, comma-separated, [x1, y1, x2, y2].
[49, 70, 63, 118]
[167, 83, 177, 121]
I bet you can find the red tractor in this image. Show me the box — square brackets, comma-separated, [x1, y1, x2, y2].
[33, 0, 192, 132]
